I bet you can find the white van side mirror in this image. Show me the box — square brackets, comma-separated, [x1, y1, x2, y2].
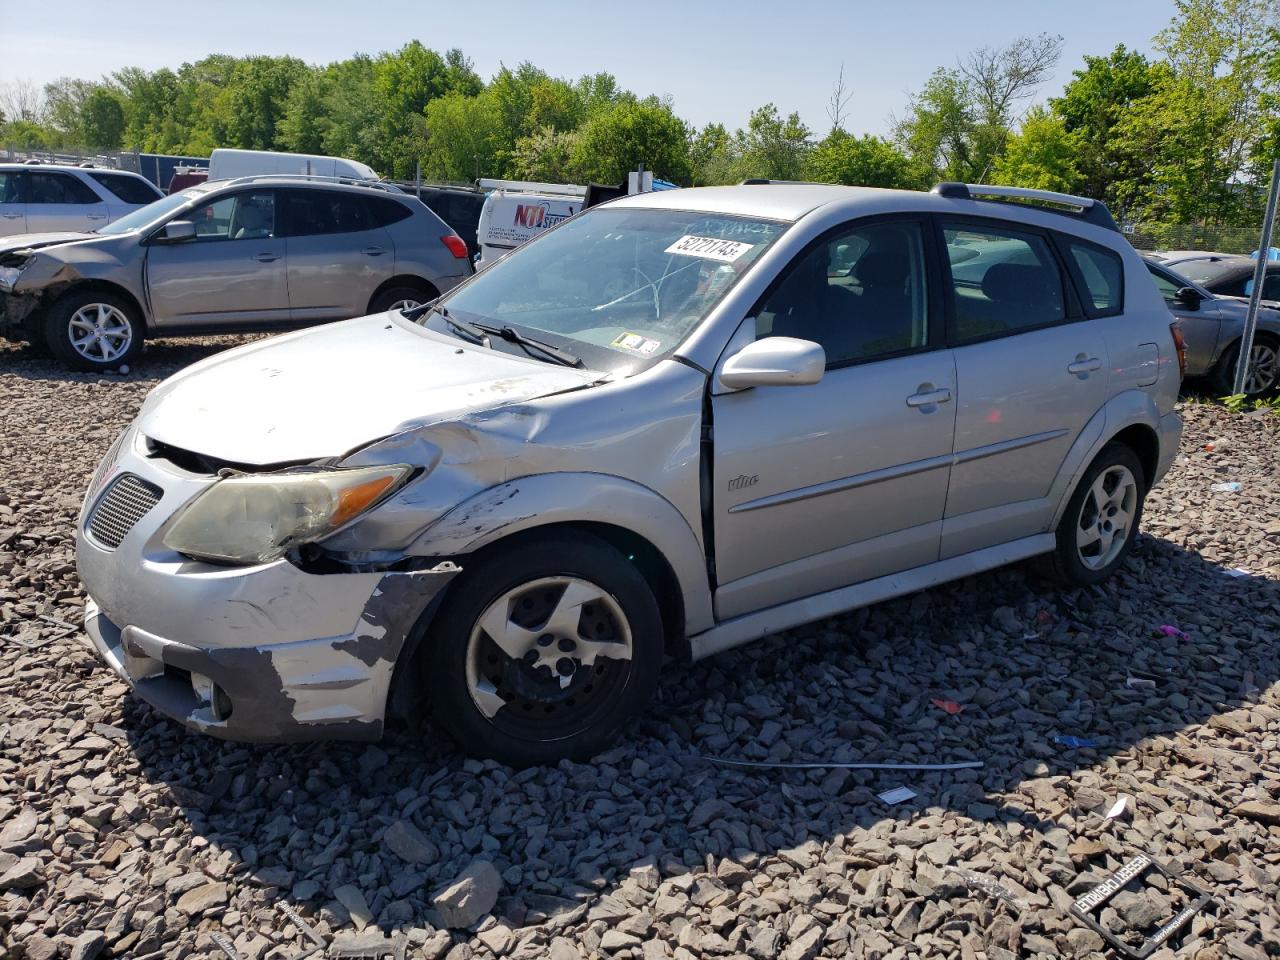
[719, 337, 826, 390]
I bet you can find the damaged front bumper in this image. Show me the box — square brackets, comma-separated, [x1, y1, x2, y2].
[0, 288, 43, 337]
[81, 564, 457, 742]
[76, 425, 460, 742]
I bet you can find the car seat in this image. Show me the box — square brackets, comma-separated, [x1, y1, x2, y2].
[231, 201, 273, 240]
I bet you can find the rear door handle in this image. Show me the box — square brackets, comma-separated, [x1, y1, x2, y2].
[362, 246, 385, 256]
[85, 215, 106, 221]
[906, 388, 952, 408]
[1067, 357, 1102, 375]
[253, 252, 280, 263]
[1, 213, 23, 220]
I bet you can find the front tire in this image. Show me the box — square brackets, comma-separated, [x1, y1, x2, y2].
[1047, 442, 1146, 587]
[370, 284, 434, 315]
[424, 532, 663, 767]
[1211, 334, 1280, 401]
[44, 290, 143, 372]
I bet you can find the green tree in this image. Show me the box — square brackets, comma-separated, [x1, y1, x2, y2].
[513, 126, 581, 182]
[224, 56, 308, 150]
[571, 99, 691, 184]
[688, 122, 736, 185]
[733, 104, 811, 181]
[991, 106, 1083, 192]
[806, 129, 923, 188]
[422, 91, 503, 181]
[81, 87, 126, 149]
[896, 69, 976, 181]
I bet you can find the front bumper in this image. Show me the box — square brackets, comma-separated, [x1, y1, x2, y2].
[0, 289, 43, 336]
[76, 425, 459, 742]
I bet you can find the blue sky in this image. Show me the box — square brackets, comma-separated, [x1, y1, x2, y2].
[0, 0, 1175, 135]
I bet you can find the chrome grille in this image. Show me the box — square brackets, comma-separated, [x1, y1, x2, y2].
[87, 474, 162, 549]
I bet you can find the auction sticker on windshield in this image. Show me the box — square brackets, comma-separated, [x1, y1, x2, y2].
[611, 332, 662, 356]
[664, 235, 754, 263]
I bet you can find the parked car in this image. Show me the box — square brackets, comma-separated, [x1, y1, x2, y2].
[0, 175, 472, 371]
[0, 163, 163, 236]
[1145, 258, 1280, 398]
[400, 183, 485, 259]
[75, 181, 1181, 765]
[1159, 253, 1280, 303]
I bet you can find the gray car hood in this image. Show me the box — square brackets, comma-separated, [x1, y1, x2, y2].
[141, 313, 600, 465]
[0, 232, 97, 257]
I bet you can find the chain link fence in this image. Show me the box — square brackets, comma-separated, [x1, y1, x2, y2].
[1124, 222, 1263, 255]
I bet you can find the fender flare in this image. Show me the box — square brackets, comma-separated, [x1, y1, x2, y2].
[1049, 389, 1162, 528]
[408, 472, 715, 634]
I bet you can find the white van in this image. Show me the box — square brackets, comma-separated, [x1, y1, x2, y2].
[474, 179, 584, 268]
[208, 149, 379, 182]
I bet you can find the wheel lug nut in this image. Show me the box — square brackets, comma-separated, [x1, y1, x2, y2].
[523, 650, 539, 665]
[556, 658, 575, 676]
[558, 637, 576, 652]
[537, 633, 554, 647]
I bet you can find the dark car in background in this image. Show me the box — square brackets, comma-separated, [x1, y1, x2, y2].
[1145, 258, 1280, 398]
[1161, 253, 1280, 305]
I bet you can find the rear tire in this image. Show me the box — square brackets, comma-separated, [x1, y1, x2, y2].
[1046, 442, 1146, 587]
[424, 532, 663, 767]
[370, 284, 435, 315]
[1210, 334, 1280, 400]
[44, 289, 143, 372]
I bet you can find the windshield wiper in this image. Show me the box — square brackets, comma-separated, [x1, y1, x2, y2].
[473, 322, 584, 368]
[405, 302, 491, 347]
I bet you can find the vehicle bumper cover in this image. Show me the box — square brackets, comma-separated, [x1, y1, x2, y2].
[1153, 410, 1182, 487]
[81, 563, 457, 742]
[0, 290, 42, 334]
[75, 425, 459, 742]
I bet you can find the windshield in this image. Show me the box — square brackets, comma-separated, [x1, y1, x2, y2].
[95, 189, 207, 235]
[430, 207, 786, 372]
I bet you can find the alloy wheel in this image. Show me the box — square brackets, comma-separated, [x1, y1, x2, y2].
[390, 298, 423, 313]
[1076, 464, 1138, 571]
[465, 577, 633, 734]
[1242, 342, 1279, 396]
[68, 303, 133, 364]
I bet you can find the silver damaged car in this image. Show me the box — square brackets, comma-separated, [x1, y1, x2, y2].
[76, 182, 1183, 765]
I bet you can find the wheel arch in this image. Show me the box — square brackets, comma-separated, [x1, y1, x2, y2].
[367, 275, 440, 313]
[1049, 390, 1164, 529]
[33, 280, 149, 339]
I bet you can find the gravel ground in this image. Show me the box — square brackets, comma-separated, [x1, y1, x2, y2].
[1, 337, 1278, 960]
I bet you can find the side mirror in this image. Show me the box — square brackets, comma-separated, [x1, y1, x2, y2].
[158, 220, 196, 243]
[719, 336, 826, 390]
[1174, 286, 1202, 310]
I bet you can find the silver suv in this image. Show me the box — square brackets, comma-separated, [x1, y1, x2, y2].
[75, 182, 1182, 765]
[0, 162, 164, 236]
[0, 175, 472, 370]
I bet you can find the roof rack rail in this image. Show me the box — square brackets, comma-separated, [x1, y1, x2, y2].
[931, 182, 1119, 232]
[215, 173, 400, 192]
[740, 178, 825, 186]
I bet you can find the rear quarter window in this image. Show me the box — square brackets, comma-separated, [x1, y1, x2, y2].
[1064, 238, 1124, 317]
[365, 196, 413, 227]
[88, 172, 163, 205]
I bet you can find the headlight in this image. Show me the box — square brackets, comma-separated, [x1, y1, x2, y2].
[163, 465, 412, 564]
[0, 264, 25, 291]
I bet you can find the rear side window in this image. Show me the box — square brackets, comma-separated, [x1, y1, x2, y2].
[88, 172, 162, 206]
[0, 171, 25, 203]
[943, 223, 1066, 342]
[283, 190, 376, 236]
[365, 195, 413, 227]
[1066, 239, 1124, 317]
[28, 172, 100, 205]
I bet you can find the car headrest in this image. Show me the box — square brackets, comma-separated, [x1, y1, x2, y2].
[981, 262, 1057, 305]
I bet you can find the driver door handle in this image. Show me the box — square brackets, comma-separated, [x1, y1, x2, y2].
[906, 388, 952, 408]
[1, 213, 23, 219]
[253, 252, 279, 263]
[1067, 357, 1102, 375]
[362, 246, 385, 256]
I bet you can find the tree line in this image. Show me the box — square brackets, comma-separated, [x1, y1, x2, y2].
[1, 0, 1276, 229]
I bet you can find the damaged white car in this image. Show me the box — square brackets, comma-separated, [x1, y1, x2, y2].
[77, 182, 1182, 765]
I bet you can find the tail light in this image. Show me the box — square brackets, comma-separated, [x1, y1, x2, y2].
[1169, 322, 1188, 380]
[441, 234, 468, 259]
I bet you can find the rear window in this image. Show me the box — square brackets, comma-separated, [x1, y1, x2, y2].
[365, 195, 413, 227]
[89, 172, 163, 205]
[1066, 239, 1124, 317]
[943, 223, 1066, 342]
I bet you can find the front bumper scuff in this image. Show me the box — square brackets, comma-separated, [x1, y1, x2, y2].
[83, 563, 459, 743]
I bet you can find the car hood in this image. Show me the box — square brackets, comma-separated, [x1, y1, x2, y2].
[0, 232, 97, 257]
[141, 313, 601, 465]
